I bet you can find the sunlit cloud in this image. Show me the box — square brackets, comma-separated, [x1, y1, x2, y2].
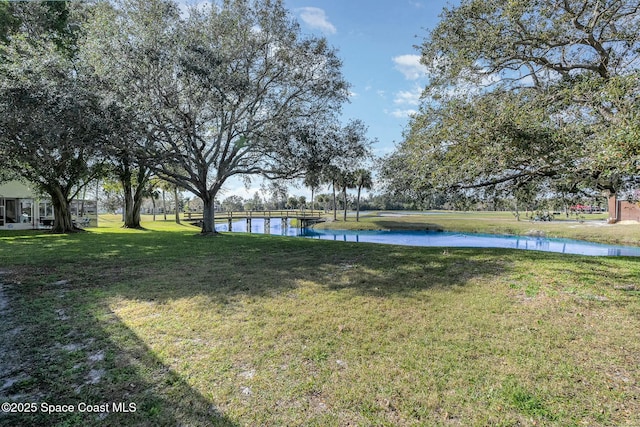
[385, 108, 418, 119]
[392, 54, 428, 80]
[297, 7, 337, 35]
[393, 86, 422, 106]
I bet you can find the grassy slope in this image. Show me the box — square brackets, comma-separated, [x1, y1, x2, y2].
[1, 217, 639, 426]
[313, 211, 640, 246]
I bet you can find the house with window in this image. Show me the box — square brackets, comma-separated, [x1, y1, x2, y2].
[0, 180, 41, 230]
[0, 180, 97, 230]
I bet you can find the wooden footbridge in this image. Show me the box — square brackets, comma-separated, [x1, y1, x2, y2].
[183, 210, 326, 232]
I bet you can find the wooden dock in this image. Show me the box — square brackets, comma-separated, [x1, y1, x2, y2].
[183, 210, 326, 231]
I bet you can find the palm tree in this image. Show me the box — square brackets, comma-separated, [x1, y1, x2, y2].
[315, 194, 327, 212]
[143, 182, 161, 221]
[157, 179, 175, 221]
[354, 169, 373, 222]
[321, 165, 340, 221]
[337, 169, 355, 221]
[303, 172, 320, 212]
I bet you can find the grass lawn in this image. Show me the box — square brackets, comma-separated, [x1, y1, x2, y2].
[314, 210, 640, 246]
[1, 216, 639, 426]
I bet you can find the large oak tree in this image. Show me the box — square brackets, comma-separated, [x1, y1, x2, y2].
[86, 0, 349, 234]
[0, 2, 105, 233]
[386, 0, 640, 201]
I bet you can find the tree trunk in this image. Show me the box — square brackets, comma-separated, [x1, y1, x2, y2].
[49, 185, 75, 233]
[121, 167, 147, 229]
[152, 198, 156, 221]
[200, 193, 219, 235]
[123, 186, 134, 226]
[332, 182, 337, 221]
[342, 187, 348, 221]
[162, 189, 167, 221]
[122, 179, 142, 228]
[174, 185, 181, 224]
[356, 185, 362, 222]
[80, 186, 87, 216]
[311, 187, 315, 212]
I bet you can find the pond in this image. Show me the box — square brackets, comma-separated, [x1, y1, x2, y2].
[215, 218, 640, 257]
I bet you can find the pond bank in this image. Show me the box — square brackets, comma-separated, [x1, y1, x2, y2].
[310, 211, 640, 247]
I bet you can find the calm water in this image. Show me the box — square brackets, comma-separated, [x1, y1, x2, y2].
[215, 218, 640, 257]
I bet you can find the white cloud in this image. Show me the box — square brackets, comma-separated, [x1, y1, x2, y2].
[393, 87, 422, 106]
[218, 180, 262, 200]
[382, 87, 425, 118]
[385, 108, 418, 119]
[392, 54, 428, 80]
[297, 7, 337, 35]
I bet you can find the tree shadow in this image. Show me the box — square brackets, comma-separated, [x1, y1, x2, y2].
[102, 233, 510, 302]
[0, 278, 237, 427]
[3, 229, 640, 425]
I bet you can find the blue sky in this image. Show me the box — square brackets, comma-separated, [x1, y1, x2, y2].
[284, 0, 458, 158]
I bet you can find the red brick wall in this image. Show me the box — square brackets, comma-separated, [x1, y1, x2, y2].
[609, 196, 640, 222]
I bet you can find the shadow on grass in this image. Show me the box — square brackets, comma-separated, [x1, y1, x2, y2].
[89, 233, 512, 302]
[0, 278, 237, 427]
[7, 230, 638, 426]
[2, 229, 509, 295]
[6, 228, 638, 302]
[4, 228, 640, 426]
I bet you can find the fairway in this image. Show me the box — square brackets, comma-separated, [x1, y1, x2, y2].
[1, 217, 639, 426]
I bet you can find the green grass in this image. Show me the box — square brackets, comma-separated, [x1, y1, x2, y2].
[1, 217, 639, 426]
[314, 210, 640, 246]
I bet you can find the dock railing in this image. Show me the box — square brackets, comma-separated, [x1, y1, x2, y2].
[183, 210, 323, 221]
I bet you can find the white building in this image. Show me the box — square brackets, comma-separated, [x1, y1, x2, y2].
[0, 181, 41, 230]
[0, 181, 96, 230]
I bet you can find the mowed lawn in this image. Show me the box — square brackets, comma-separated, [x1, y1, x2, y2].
[1, 216, 639, 426]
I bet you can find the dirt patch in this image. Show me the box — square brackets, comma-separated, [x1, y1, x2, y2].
[0, 273, 8, 313]
[0, 279, 32, 403]
[0, 291, 6, 316]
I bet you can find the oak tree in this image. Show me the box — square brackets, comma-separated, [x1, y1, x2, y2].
[86, 0, 349, 234]
[387, 0, 640, 201]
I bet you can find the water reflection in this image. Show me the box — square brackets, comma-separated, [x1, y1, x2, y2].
[215, 219, 640, 257]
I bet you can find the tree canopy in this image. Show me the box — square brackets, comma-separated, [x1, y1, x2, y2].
[0, 2, 105, 233]
[383, 0, 640, 203]
[84, 0, 350, 233]
[422, 0, 640, 89]
[0, 0, 371, 234]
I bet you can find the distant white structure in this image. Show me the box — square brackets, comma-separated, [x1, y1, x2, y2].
[0, 181, 97, 230]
